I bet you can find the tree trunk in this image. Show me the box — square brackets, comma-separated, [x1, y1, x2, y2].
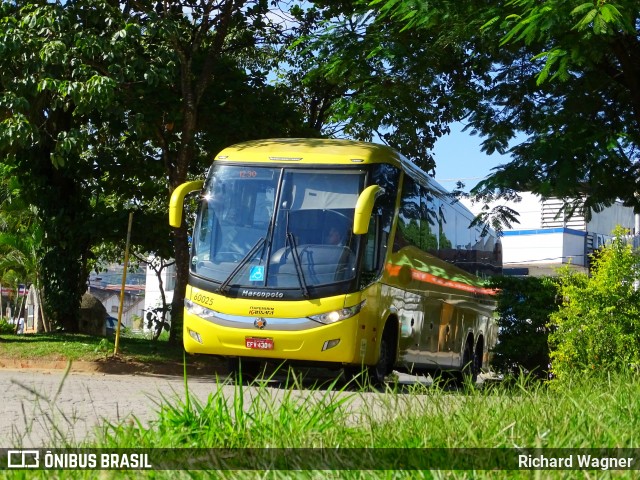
[165, 0, 245, 346]
[169, 222, 190, 346]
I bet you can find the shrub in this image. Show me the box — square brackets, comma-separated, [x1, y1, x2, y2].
[0, 318, 15, 334]
[549, 227, 640, 381]
[490, 275, 560, 378]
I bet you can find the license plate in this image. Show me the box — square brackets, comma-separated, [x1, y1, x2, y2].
[245, 337, 274, 350]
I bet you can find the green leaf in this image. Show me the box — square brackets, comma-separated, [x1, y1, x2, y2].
[572, 8, 598, 31]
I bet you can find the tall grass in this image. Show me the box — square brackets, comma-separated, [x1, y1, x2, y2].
[3, 369, 639, 479]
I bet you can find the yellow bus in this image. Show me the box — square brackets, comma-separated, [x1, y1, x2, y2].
[170, 138, 501, 384]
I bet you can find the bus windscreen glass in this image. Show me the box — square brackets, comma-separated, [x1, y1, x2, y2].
[190, 165, 365, 290]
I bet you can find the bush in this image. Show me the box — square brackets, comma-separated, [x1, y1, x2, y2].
[0, 318, 15, 334]
[549, 227, 640, 381]
[490, 276, 560, 378]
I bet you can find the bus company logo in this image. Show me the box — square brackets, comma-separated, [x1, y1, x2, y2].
[240, 289, 284, 299]
[7, 450, 39, 468]
[254, 318, 267, 329]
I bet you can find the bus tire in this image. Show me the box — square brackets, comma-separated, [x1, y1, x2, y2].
[369, 330, 392, 386]
[457, 337, 478, 386]
[344, 324, 396, 389]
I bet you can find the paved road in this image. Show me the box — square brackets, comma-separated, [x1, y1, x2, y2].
[1, 368, 230, 448]
[1, 367, 486, 448]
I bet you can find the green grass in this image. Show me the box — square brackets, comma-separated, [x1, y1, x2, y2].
[0, 331, 191, 364]
[3, 368, 639, 479]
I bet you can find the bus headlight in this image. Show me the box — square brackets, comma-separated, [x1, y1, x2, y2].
[185, 299, 218, 322]
[308, 300, 365, 325]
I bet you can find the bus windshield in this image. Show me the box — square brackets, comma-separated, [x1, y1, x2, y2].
[191, 165, 365, 293]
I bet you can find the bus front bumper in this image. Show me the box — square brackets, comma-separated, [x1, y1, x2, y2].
[183, 308, 374, 365]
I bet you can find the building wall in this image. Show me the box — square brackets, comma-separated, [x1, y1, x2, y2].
[463, 192, 636, 276]
[506, 192, 544, 229]
[588, 202, 635, 236]
[102, 292, 145, 328]
[501, 229, 586, 267]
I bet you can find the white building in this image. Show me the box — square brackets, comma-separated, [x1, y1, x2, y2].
[464, 193, 636, 276]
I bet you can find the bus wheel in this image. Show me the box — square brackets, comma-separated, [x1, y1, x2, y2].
[344, 326, 395, 389]
[474, 338, 484, 376]
[457, 338, 478, 386]
[369, 332, 392, 387]
[343, 338, 391, 389]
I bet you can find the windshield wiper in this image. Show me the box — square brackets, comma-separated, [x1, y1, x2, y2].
[286, 231, 310, 298]
[218, 237, 266, 294]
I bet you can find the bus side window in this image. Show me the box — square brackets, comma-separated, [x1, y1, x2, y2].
[361, 198, 391, 284]
[394, 176, 421, 251]
[363, 163, 400, 286]
[420, 186, 439, 252]
[362, 214, 380, 272]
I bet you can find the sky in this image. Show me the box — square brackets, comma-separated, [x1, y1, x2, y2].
[431, 122, 514, 193]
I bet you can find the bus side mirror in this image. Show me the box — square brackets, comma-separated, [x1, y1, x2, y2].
[353, 185, 384, 235]
[169, 180, 204, 227]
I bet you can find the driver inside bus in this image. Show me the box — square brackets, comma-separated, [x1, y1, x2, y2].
[326, 226, 344, 246]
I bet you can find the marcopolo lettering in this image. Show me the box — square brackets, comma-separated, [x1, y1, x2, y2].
[241, 290, 284, 299]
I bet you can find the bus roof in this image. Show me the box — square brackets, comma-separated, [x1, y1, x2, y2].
[215, 137, 449, 201]
[214, 138, 495, 238]
[214, 138, 404, 167]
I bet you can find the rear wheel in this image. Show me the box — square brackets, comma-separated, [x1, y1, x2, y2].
[457, 338, 478, 386]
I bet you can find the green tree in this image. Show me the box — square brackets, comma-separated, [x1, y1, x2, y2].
[114, 1, 311, 345]
[281, 1, 492, 172]
[471, 0, 640, 218]
[362, 0, 640, 229]
[0, 1, 150, 331]
[549, 227, 640, 380]
[1, 1, 311, 339]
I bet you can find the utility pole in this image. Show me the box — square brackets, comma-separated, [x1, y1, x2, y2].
[114, 211, 134, 355]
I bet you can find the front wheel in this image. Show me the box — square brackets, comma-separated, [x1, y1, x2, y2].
[369, 333, 393, 386]
[344, 330, 394, 389]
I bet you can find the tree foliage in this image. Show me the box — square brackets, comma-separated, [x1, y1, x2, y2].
[0, 1, 127, 330]
[280, 1, 495, 172]
[471, 0, 640, 217]
[549, 227, 640, 380]
[371, 0, 640, 226]
[0, 1, 309, 338]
